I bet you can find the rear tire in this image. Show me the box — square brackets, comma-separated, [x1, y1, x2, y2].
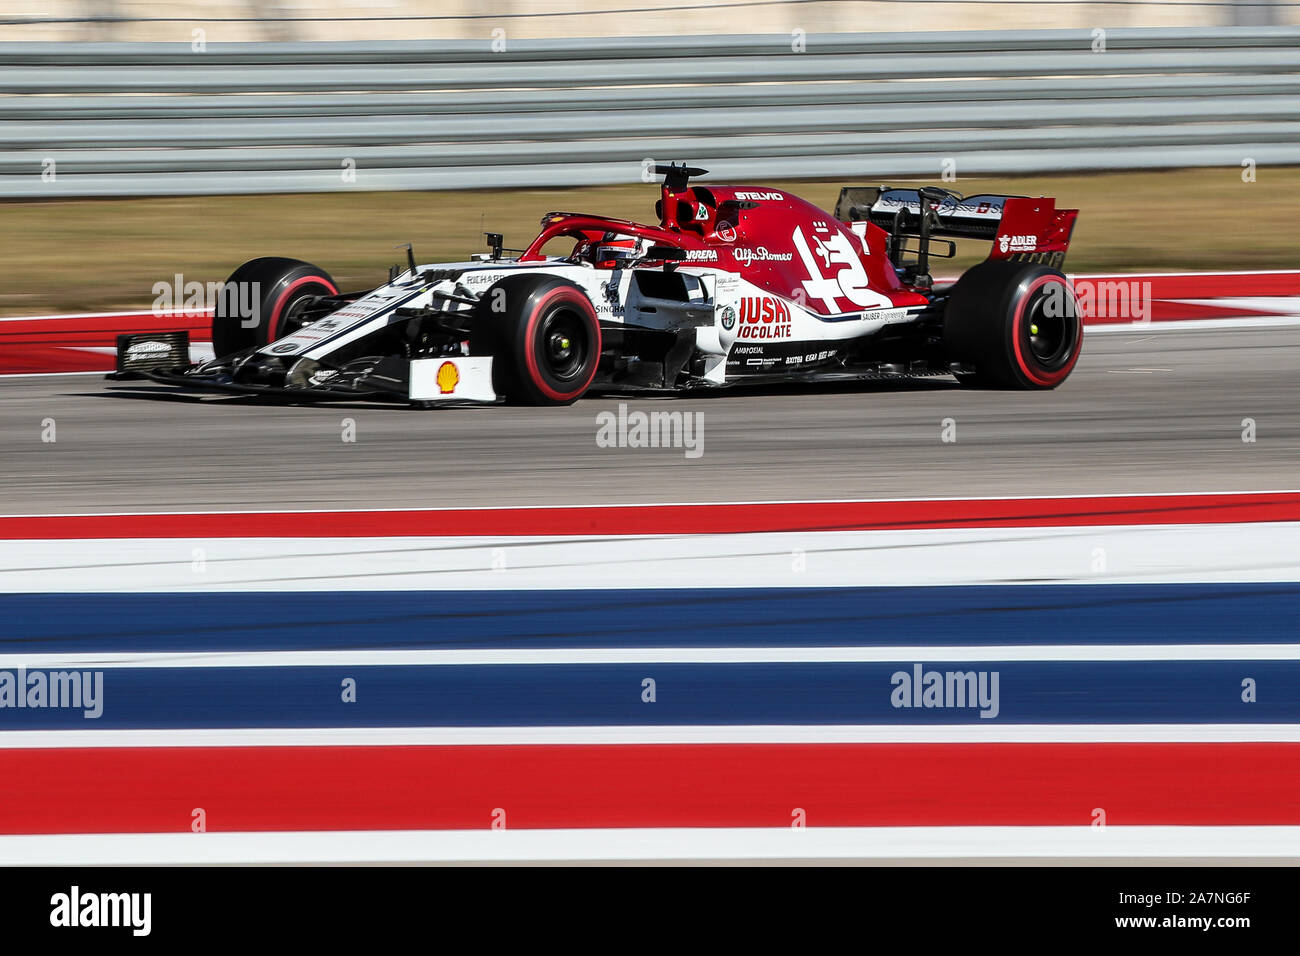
[943, 261, 1081, 389]
[211, 257, 337, 359]
[471, 275, 602, 405]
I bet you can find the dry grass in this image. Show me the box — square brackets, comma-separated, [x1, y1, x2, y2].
[2, 166, 1294, 315]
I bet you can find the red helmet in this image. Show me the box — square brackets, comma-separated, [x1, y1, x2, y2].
[585, 235, 642, 268]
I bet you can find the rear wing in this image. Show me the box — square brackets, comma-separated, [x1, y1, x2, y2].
[834, 186, 1078, 270]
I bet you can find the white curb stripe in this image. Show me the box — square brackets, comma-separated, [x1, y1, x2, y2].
[2, 825, 1297, 864]
[1, 724, 1297, 749]
[2, 643, 1297, 669]
[5, 522, 1300, 591]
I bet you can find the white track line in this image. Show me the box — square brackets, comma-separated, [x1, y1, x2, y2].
[0, 312, 209, 321]
[5, 317, 1295, 378]
[2, 643, 1297, 669]
[2, 724, 1297, 748]
[0, 370, 112, 379]
[1088, 316, 1300, 333]
[8, 523, 1300, 590]
[2, 826, 1298, 864]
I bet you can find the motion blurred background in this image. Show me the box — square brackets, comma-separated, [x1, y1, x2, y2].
[4, 0, 1297, 40]
[4, 5, 1300, 870]
[1, 0, 1296, 313]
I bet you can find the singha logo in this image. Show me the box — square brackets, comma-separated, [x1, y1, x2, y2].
[602, 280, 622, 313]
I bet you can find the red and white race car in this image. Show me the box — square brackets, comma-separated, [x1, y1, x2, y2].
[114, 163, 1082, 405]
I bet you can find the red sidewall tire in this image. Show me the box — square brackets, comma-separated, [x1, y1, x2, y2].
[477, 275, 602, 405]
[266, 274, 337, 344]
[211, 258, 337, 359]
[519, 286, 602, 404]
[944, 261, 1082, 390]
[1009, 274, 1083, 388]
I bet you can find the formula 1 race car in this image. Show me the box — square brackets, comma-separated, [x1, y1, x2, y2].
[113, 163, 1082, 406]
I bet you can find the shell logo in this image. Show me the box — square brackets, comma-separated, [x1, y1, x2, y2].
[435, 361, 460, 394]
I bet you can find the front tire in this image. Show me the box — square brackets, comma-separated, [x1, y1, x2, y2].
[943, 261, 1082, 389]
[211, 257, 337, 359]
[471, 275, 602, 405]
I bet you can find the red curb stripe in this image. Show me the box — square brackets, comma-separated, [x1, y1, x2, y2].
[0, 742, 1294, 834]
[1078, 272, 1300, 299]
[1086, 300, 1297, 325]
[0, 310, 212, 373]
[3, 492, 1299, 539]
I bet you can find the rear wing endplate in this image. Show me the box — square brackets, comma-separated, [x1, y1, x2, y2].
[835, 186, 1079, 267]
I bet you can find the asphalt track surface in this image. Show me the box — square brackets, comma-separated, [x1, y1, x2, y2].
[1, 326, 1296, 515]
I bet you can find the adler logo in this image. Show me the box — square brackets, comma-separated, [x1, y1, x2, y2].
[50, 886, 151, 936]
[734, 191, 784, 201]
[999, 234, 1037, 253]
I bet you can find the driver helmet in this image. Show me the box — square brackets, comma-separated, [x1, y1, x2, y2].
[591, 235, 643, 268]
